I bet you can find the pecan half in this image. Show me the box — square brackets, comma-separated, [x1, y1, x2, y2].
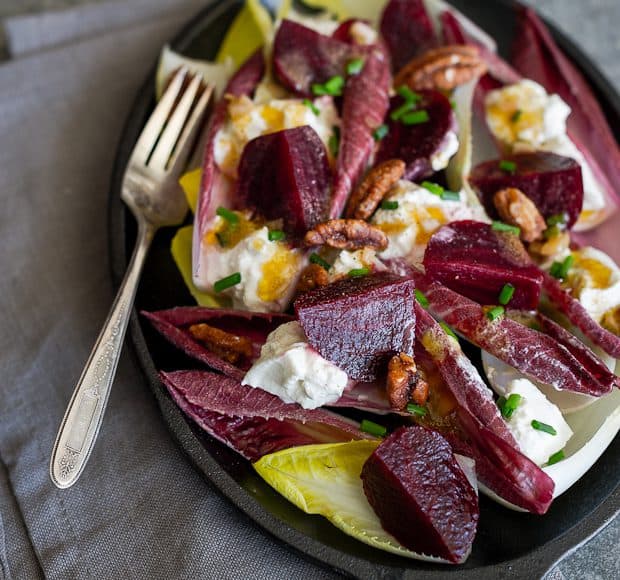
[304, 219, 388, 251]
[394, 45, 487, 92]
[386, 353, 430, 411]
[296, 263, 329, 293]
[189, 323, 253, 364]
[493, 187, 547, 243]
[345, 159, 405, 220]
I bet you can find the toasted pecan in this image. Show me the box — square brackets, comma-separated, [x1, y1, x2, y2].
[386, 353, 430, 411]
[189, 323, 253, 364]
[493, 187, 547, 243]
[296, 263, 330, 293]
[345, 159, 405, 220]
[304, 219, 388, 251]
[394, 45, 487, 92]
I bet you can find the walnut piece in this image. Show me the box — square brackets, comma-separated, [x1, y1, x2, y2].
[304, 219, 388, 251]
[189, 323, 253, 364]
[296, 263, 330, 293]
[386, 353, 430, 411]
[493, 187, 547, 243]
[345, 159, 405, 220]
[394, 45, 487, 93]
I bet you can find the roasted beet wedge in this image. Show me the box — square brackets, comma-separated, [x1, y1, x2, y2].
[294, 273, 416, 382]
[376, 90, 457, 182]
[237, 126, 331, 238]
[423, 220, 543, 309]
[273, 19, 361, 96]
[361, 426, 478, 563]
[380, 0, 438, 72]
[469, 152, 584, 228]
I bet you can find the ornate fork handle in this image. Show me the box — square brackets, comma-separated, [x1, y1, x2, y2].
[50, 220, 155, 488]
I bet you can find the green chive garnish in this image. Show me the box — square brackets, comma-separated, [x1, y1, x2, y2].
[531, 420, 557, 435]
[497, 396, 506, 410]
[215, 232, 226, 247]
[346, 58, 365, 76]
[309, 253, 331, 270]
[440, 321, 457, 340]
[396, 85, 421, 103]
[511, 109, 522, 123]
[302, 98, 320, 116]
[216, 206, 239, 224]
[498, 283, 515, 306]
[486, 305, 505, 321]
[500, 393, 522, 419]
[390, 100, 415, 121]
[421, 181, 444, 196]
[407, 403, 428, 417]
[380, 200, 399, 210]
[492, 220, 520, 235]
[401, 109, 430, 125]
[440, 190, 460, 201]
[348, 267, 370, 278]
[360, 419, 387, 437]
[312, 75, 345, 96]
[543, 224, 561, 240]
[546, 213, 566, 227]
[373, 124, 389, 141]
[213, 272, 241, 293]
[499, 160, 517, 174]
[328, 126, 340, 157]
[550, 254, 574, 280]
[547, 450, 565, 465]
[450, 99, 457, 110]
[415, 289, 429, 308]
[268, 230, 286, 242]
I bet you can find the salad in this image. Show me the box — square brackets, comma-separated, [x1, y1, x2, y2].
[142, 0, 620, 565]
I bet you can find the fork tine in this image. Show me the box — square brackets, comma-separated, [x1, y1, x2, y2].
[148, 72, 203, 172]
[166, 82, 213, 175]
[129, 67, 188, 167]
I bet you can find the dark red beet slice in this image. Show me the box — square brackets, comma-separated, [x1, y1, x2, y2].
[361, 426, 478, 563]
[375, 90, 457, 182]
[423, 220, 543, 309]
[469, 152, 584, 228]
[380, 0, 438, 72]
[237, 126, 331, 238]
[273, 19, 360, 96]
[294, 273, 416, 382]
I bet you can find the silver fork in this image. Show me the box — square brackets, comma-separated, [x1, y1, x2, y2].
[50, 68, 212, 489]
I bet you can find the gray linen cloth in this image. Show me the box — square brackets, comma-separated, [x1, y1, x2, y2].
[0, 1, 617, 579]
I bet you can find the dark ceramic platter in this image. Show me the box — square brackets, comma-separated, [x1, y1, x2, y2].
[108, 1, 620, 577]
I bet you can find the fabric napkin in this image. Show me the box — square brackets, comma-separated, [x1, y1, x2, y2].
[0, 1, 617, 579]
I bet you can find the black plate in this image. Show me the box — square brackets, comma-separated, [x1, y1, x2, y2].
[108, 1, 620, 577]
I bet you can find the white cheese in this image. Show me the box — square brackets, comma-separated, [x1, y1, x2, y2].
[431, 130, 460, 172]
[502, 378, 573, 466]
[349, 21, 378, 45]
[242, 321, 348, 409]
[328, 248, 380, 282]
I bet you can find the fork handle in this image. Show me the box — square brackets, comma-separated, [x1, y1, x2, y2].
[50, 220, 155, 488]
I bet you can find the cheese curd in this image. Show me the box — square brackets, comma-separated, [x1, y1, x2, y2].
[501, 378, 573, 466]
[485, 80, 606, 219]
[214, 95, 339, 177]
[242, 321, 349, 409]
[370, 180, 488, 263]
[431, 130, 460, 172]
[328, 248, 381, 282]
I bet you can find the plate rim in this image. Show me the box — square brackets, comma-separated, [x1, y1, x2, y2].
[107, 1, 620, 577]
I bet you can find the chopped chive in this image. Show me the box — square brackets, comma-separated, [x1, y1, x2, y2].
[401, 109, 430, 125]
[268, 229, 286, 242]
[546, 213, 566, 227]
[216, 206, 239, 224]
[373, 124, 389, 141]
[407, 403, 428, 417]
[396, 85, 421, 103]
[439, 321, 457, 340]
[549, 254, 574, 280]
[309, 253, 331, 270]
[390, 100, 415, 121]
[450, 99, 457, 110]
[415, 289, 429, 308]
[440, 190, 460, 201]
[213, 272, 241, 293]
[547, 450, 565, 465]
[500, 393, 522, 419]
[380, 200, 399, 210]
[348, 267, 370, 278]
[543, 224, 561, 240]
[328, 126, 340, 157]
[360, 419, 387, 437]
[499, 160, 517, 174]
[486, 305, 505, 321]
[312, 75, 345, 96]
[302, 98, 320, 116]
[215, 232, 226, 247]
[511, 109, 522, 123]
[346, 57, 365, 75]
[496, 396, 507, 410]
[531, 420, 557, 435]
[492, 220, 520, 235]
[498, 283, 515, 306]
[421, 181, 444, 196]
